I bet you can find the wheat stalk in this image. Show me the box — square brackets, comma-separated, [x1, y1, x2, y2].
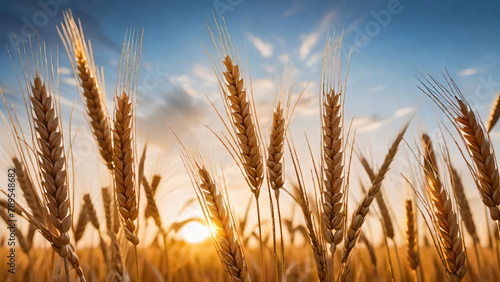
[58, 10, 113, 169]
[338, 122, 409, 281]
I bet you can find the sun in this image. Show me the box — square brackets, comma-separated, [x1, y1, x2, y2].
[178, 221, 211, 243]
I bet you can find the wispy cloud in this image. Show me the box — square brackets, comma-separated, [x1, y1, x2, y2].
[306, 52, 322, 67]
[169, 75, 197, 97]
[279, 54, 290, 63]
[369, 84, 385, 92]
[283, 0, 306, 17]
[458, 66, 488, 76]
[59, 67, 72, 75]
[247, 33, 273, 57]
[193, 64, 216, 82]
[354, 106, 414, 132]
[62, 77, 77, 86]
[299, 10, 336, 60]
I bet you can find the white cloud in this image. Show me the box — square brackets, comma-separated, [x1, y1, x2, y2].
[353, 116, 387, 132]
[393, 107, 414, 118]
[279, 54, 290, 63]
[193, 64, 216, 82]
[306, 52, 322, 67]
[299, 10, 336, 60]
[283, 0, 305, 17]
[62, 77, 77, 86]
[169, 75, 196, 97]
[59, 67, 71, 75]
[459, 66, 488, 77]
[299, 33, 320, 60]
[369, 84, 385, 92]
[252, 79, 274, 97]
[247, 33, 273, 57]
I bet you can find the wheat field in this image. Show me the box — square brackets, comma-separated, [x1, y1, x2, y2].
[0, 6, 500, 282]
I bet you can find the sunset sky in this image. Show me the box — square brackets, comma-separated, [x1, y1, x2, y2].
[1, 0, 500, 244]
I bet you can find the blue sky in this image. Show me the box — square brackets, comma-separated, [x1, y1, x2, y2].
[1, 0, 500, 242]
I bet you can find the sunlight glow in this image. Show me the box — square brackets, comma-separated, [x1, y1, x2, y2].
[178, 221, 210, 243]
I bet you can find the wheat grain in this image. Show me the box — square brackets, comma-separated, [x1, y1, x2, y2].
[450, 167, 478, 242]
[74, 204, 88, 243]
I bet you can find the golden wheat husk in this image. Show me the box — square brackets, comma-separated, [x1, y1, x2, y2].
[338, 122, 409, 281]
[58, 10, 113, 169]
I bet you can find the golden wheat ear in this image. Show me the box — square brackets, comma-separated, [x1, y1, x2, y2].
[419, 72, 500, 229]
[487, 92, 500, 132]
[338, 120, 410, 281]
[179, 144, 250, 282]
[112, 27, 142, 246]
[320, 32, 350, 259]
[58, 10, 113, 170]
[419, 135, 467, 281]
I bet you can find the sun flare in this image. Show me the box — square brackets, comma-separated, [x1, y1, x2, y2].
[178, 221, 210, 243]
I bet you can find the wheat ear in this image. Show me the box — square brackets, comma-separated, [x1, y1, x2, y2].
[487, 92, 500, 132]
[113, 90, 139, 245]
[83, 194, 108, 262]
[321, 36, 346, 256]
[58, 10, 113, 169]
[421, 137, 466, 281]
[338, 122, 409, 281]
[182, 149, 250, 282]
[359, 155, 395, 240]
[13, 157, 45, 223]
[450, 167, 478, 242]
[74, 203, 88, 243]
[420, 74, 500, 229]
[289, 139, 328, 281]
[31, 74, 72, 257]
[405, 199, 420, 270]
[145, 174, 161, 220]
